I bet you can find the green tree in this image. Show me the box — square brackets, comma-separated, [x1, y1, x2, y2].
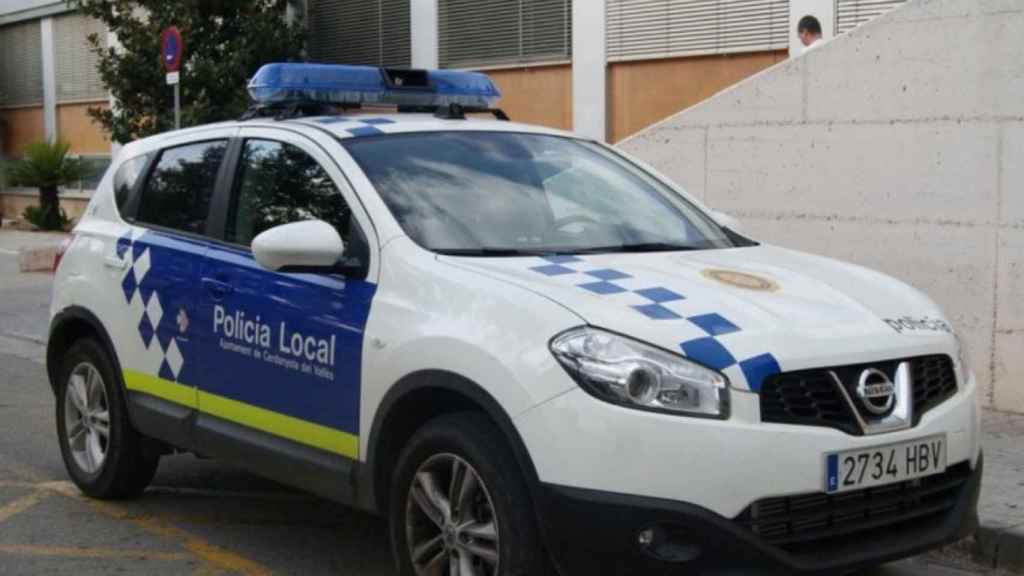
[7, 141, 90, 230]
[70, 0, 305, 144]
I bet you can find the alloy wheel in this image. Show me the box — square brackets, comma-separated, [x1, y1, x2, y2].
[63, 362, 110, 475]
[405, 453, 500, 576]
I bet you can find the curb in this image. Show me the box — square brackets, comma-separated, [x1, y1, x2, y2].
[975, 523, 1024, 573]
[17, 246, 57, 273]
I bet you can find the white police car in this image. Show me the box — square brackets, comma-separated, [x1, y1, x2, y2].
[47, 63, 981, 575]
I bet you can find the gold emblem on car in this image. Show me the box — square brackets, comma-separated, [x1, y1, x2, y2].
[702, 269, 779, 292]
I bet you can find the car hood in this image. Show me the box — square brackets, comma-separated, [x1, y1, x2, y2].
[441, 244, 957, 392]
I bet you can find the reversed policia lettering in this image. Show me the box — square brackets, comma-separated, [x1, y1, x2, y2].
[213, 305, 336, 367]
[883, 315, 953, 335]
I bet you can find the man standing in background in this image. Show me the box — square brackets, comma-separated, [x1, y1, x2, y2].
[798, 15, 824, 52]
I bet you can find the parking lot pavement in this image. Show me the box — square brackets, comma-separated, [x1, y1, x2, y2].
[0, 240, 1011, 575]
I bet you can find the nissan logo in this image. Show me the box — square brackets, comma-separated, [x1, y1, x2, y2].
[856, 368, 897, 416]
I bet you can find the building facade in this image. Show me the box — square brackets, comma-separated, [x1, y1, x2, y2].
[305, 0, 909, 142]
[0, 0, 907, 217]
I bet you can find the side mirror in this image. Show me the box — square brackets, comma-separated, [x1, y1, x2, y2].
[252, 220, 345, 272]
[708, 209, 741, 231]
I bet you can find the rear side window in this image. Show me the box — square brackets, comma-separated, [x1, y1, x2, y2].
[113, 154, 149, 214]
[137, 140, 227, 234]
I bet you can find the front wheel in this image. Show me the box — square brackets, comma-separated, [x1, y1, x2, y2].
[390, 413, 544, 576]
[55, 338, 159, 499]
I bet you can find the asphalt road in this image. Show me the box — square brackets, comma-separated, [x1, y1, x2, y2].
[0, 242, 1002, 575]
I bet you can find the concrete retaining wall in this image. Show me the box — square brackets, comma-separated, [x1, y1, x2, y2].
[620, 0, 1024, 413]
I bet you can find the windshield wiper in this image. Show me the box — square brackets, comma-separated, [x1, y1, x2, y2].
[573, 242, 706, 254]
[434, 243, 706, 257]
[434, 247, 553, 257]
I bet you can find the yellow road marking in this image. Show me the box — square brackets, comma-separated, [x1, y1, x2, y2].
[0, 544, 190, 561]
[0, 490, 49, 524]
[44, 481, 273, 576]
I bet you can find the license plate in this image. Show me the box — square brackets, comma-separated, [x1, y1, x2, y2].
[825, 434, 946, 493]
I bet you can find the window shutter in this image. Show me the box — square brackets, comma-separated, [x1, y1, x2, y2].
[836, 0, 907, 35]
[0, 20, 43, 107]
[308, 0, 411, 68]
[606, 0, 789, 63]
[54, 13, 108, 103]
[439, 0, 572, 69]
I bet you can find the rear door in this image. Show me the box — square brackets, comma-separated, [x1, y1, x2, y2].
[113, 135, 233, 447]
[193, 127, 378, 474]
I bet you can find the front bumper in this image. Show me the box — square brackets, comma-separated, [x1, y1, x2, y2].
[540, 454, 982, 575]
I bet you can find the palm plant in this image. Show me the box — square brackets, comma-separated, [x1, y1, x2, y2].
[7, 140, 90, 231]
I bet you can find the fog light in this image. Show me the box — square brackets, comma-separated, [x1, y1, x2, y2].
[636, 525, 701, 564]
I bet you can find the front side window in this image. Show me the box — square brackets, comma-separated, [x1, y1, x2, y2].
[344, 132, 739, 255]
[137, 140, 227, 234]
[226, 139, 355, 247]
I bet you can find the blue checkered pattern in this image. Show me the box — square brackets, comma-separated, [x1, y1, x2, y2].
[528, 255, 781, 391]
[313, 116, 396, 138]
[117, 231, 186, 383]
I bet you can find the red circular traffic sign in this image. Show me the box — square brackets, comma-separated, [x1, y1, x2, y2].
[161, 26, 183, 72]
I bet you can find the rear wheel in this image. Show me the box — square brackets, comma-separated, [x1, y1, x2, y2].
[390, 413, 543, 576]
[56, 338, 159, 499]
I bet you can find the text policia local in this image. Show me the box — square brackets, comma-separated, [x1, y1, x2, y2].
[213, 305, 337, 368]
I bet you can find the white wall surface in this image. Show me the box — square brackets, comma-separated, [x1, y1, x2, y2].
[620, 0, 1024, 413]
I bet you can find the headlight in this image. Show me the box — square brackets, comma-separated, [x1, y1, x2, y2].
[549, 327, 730, 418]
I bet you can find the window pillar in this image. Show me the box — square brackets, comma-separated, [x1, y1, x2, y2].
[410, 0, 438, 69]
[572, 0, 606, 141]
[40, 17, 57, 142]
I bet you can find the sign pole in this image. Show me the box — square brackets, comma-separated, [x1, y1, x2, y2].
[173, 82, 180, 130]
[161, 26, 183, 131]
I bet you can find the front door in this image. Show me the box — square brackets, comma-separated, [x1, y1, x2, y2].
[195, 134, 376, 461]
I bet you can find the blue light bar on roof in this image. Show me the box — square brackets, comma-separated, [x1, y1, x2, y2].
[247, 63, 502, 108]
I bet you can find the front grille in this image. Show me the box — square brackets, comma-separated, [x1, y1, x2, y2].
[736, 462, 971, 555]
[912, 355, 958, 421]
[759, 370, 860, 435]
[760, 355, 957, 434]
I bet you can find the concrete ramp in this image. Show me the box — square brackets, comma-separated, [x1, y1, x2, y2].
[619, 0, 1024, 413]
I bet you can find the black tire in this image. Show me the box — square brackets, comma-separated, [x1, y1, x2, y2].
[55, 338, 159, 499]
[390, 412, 544, 576]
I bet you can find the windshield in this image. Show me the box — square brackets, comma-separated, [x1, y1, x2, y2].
[343, 131, 745, 255]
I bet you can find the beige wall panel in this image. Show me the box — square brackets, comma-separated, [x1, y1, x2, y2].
[486, 65, 572, 131]
[57, 102, 110, 155]
[608, 51, 787, 142]
[0, 106, 45, 157]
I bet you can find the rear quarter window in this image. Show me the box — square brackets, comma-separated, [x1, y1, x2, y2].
[113, 154, 149, 215]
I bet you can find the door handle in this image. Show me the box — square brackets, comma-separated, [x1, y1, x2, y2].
[202, 278, 235, 298]
[104, 256, 128, 270]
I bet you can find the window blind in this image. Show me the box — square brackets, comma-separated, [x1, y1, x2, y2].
[308, 0, 411, 68]
[836, 0, 907, 35]
[54, 12, 108, 103]
[0, 20, 43, 107]
[606, 0, 789, 62]
[439, 0, 572, 69]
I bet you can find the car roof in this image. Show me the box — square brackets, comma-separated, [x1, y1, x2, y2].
[116, 113, 580, 161]
[282, 113, 576, 141]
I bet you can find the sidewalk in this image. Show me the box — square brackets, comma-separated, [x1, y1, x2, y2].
[976, 409, 1024, 572]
